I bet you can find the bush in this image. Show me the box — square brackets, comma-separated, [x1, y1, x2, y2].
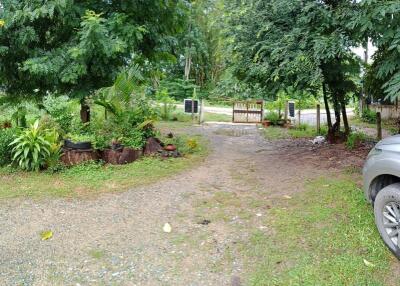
[346, 132, 367, 150]
[0, 128, 16, 166]
[361, 109, 377, 124]
[265, 112, 281, 126]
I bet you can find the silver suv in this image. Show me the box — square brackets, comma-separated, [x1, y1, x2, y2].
[364, 135, 400, 259]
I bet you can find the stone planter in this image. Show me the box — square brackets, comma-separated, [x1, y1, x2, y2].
[61, 148, 99, 166]
[144, 137, 163, 155]
[102, 148, 143, 165]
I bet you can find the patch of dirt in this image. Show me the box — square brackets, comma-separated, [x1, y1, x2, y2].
[0, 123, 374, 286]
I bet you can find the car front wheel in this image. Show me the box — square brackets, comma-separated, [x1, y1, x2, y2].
[374, 183, 400, 260]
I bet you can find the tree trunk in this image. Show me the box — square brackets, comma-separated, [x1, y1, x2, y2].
[327, 92, 341, 143]
[185, 55, 192, 81]
[80, 101, 90, 123]
[340, 97, 350, 135]
[322, 83, 332, 129]
[332, 94, 341, 132]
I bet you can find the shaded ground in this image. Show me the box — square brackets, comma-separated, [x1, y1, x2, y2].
[0, 123, 397, 285]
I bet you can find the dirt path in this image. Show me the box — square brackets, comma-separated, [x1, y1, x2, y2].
[0, 123, 368, 286]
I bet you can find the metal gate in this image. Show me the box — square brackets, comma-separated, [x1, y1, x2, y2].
[232, 100, 264, 123]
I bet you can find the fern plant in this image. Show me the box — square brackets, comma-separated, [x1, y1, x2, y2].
[10, 120, 51, 171]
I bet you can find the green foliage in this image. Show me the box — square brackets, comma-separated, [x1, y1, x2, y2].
[121, 129, 147, 149]
[228, 0, 360, 134]
[0, 1, 186, 99]
[10, 120, 51, 171]
[42, 95, 74, 133]
[361, 109, 377, 124]
[11, 106, 27, 128]
[160, 79, 199, 101]
[0, 128, 16, 166]
[156, 89, 176, 121]
[350, 2, 400, 102]
[346, 132, 367, 150]
[264, 112, 281, 126]
[44, 128, 63, 172]
[66, 133, 95, 143]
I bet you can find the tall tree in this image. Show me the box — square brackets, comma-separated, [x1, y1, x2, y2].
[0, 0, 186, 121]
[350, 1, 400, 102]
[228, 0, 361, 140]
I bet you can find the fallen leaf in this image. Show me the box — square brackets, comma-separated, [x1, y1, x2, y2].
[40, 230, 53, 241]
[163, 223, 172, 233]
[363, 259, 375, 268]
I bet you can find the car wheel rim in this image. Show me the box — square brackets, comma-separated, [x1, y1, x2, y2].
[383, 202, 400, 248]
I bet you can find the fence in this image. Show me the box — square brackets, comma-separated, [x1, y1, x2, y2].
[368, 103, 400, 120]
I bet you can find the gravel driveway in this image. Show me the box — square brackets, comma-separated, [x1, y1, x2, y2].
[0, 123, 364, 286]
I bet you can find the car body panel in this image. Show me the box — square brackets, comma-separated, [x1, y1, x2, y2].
[363, 136, 400, 203]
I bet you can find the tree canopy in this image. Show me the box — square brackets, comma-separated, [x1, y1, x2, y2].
[0, 0, 186, 99]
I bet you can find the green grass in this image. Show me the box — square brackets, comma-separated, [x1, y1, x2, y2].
[204, 112, 232, 122]
[0, 134, 208, 199]
[262, 126, 321, 140]
[247, 175, 395, 285]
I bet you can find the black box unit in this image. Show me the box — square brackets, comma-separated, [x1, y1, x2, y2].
[289, 101, 295, 117]
[184, 99, 199, 114]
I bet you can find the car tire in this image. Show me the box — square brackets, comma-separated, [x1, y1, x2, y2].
[374, 183, 400, 260]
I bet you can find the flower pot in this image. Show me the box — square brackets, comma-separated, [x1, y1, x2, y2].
[262, 120, 271, 128]
[164, 144, 177, 152]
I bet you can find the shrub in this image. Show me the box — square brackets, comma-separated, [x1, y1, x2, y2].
[361, 109, 377, 124]
[10, 120, 52, 171]
[0, 128, 16, 166]
[121, 129, 146, 149]
[265, 112, 281, 126]
[42, 95, 74, 132]
[44, 129, 63, 171]
[346, 132, 367, 150]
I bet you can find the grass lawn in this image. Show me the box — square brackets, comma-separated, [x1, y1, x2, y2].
[262, 126, 321, 140]
[246, 173, 397, 285]
[204, 112, 232, 122]
[0, 124, 208, 199]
